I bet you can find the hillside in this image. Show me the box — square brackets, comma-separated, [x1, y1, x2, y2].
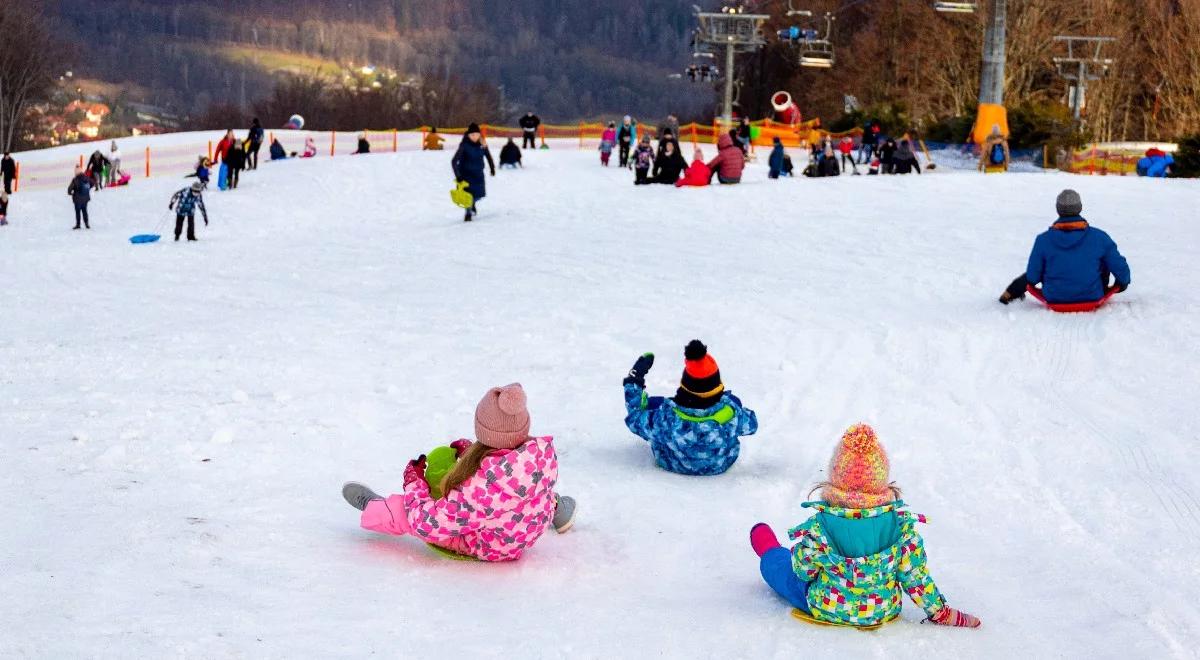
[44, 0, 714, 122]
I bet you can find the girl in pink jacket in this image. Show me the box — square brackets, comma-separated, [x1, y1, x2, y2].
[343, 383, 576, 561]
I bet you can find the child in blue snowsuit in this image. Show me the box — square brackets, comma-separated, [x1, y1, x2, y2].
[1000, 189, 1131, 305]
[622, 340, 758, 476]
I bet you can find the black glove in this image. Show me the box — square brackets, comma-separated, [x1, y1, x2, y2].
[1114, 281, 1129, 293]
[623, 353, 655, 388]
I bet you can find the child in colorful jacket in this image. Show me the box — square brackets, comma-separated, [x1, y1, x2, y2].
[622, 340, 758, 476]
[749, 424, 981, 628]
[342, 384, 576, 562]
[600, 123, 617, 166]
[632, 136, 655, 185]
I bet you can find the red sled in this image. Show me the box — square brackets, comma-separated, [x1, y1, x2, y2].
[1026, 285, 1117, 313]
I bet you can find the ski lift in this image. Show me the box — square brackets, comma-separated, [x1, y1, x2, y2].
[778, 8, 836, 68]
[933, 1, 977, 12]
[685, 51, 720, 82]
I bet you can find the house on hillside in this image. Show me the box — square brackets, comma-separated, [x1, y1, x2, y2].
[86, 103, 111, 123]
[78, 120, 100, 139]
[131, 123, 166, 136]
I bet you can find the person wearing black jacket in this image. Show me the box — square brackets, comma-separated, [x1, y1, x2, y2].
[499, 138, 522, 169]
[892, 140, 922, 175]
[87, 151, 109, 191]
[67, 166, 92, 229]
[656, 128, 681, 163]
[451, 123, 496, 222]
[735, 117, 752, 153]
[1, 152, 15, 194]
[247, 118, 265, 169]
[878, 138, 898, 174]
[519, 112, 541, 149]
[652, 140, 687, 184]
[355, 134, 371, 154]
[226, 140, 247, 189]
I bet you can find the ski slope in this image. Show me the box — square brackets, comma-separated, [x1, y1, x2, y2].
[2, 140, 1199, 659]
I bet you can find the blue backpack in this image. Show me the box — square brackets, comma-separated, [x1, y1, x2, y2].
[990, 142, 1006, 165]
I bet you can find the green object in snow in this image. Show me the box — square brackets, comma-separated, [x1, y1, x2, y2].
[423, 445, 459, 499]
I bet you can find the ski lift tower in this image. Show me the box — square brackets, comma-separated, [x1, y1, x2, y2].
[694, 6, 770, 122]
[1052, 36, 1115, 125]
[970, 0, 1008, 144]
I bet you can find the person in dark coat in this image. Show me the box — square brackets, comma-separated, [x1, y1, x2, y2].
[768, 138, 786, 179]
[656, 128, 681, 163]
[1, 152, 15, 195]
[617, 116, 635, 168]
[858, 121, 881, 164]
[735, 117, 752, 153]
[67, 166, 92, 230]
[0, 191, 9, 225]
[451, 123, 496, 222]
[499, 138, 522, 169]
[652, 140, 687, 184]
[519, 112, 541, 149]
[355, 134, 371, 154]
[226, 140, 247, 189]
[1000, 190, 1131, 305]
[169, 181, 209, 242]
[892, 140, 921, 175]
[247, 118, 265, 170]
[878, 138, 898, 174]
[87, 151, 110, 191]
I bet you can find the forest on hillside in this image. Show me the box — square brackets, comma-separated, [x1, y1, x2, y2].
[45, 0, 715, 122]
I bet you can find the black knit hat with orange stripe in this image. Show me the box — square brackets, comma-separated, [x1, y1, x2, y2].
[674, 340, 724, 409]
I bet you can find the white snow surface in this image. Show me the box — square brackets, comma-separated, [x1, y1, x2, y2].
[2, 141, 1199, 659]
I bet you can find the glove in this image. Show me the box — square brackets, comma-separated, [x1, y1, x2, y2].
[402, 454, 428, 487]
[1114, 281, 1129, 293]
[489, 167, 496, 177]
[926, 606, 981, 628]
[450, 439, 471, 457]
[623, 352, 655, 388]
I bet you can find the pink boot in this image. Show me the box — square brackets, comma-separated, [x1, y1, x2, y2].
[750, 522, 781, 557]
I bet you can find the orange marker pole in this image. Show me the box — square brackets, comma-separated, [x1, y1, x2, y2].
[145, 147, 151, 178]
[393, 128, 398, 152]
[330, 132, 336, 157]
[13, 162, 19, 192]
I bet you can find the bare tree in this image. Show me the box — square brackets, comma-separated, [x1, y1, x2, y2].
[0, 2, 60, 151]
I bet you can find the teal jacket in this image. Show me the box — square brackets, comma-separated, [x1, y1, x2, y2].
[789, 501, 948, 626]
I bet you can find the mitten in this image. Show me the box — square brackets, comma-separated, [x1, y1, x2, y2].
[402, 454, 428, 487]
[623, 352, 655, 387]
[927, 606, 981, 628]
[450, 439, 471, 457]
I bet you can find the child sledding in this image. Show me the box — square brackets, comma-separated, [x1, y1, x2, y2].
[749, 424, 981, 629]
[622, 340, 758, 476]
[343, 383, 575, 561]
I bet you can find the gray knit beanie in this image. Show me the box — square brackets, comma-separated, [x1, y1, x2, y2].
[1056, 189, 1083, 217]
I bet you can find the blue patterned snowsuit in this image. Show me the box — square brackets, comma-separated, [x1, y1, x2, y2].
[623, 383, 758, 476]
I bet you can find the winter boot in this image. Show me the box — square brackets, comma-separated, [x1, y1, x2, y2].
[553, 494, 576, 533]
[750, 522, 782, 557]
[463, 208, 473, 222]
[342, 482, 382, 511]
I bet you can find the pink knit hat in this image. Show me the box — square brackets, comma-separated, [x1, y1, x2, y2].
[474, 383, 531, 450]
[822, 423, 894, 509]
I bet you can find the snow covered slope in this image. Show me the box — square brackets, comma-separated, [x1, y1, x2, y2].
[2, 144, 1198, 659]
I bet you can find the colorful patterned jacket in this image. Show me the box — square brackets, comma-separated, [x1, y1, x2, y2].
[789, 501, 948, 626]
[401, 436, 558, 562]
[623, 383, 758, 476]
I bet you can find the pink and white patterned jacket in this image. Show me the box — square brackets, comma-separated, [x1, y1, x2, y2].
[402, 436, 558, 562]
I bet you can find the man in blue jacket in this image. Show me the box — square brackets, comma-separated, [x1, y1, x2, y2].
[1000, 189, 1131, 305]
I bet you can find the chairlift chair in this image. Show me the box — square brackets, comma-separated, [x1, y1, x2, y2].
[933, 1, 978, 12]
[778, 9, 836, 69]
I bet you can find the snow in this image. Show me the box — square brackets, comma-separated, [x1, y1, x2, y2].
[2, 138, 1200, 659]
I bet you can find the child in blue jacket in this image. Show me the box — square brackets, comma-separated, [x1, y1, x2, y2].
[1000, 189, 1131, 305]
[622, 340, 758, 476]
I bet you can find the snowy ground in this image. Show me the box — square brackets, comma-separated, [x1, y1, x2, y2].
[2, 141, 1199, 659]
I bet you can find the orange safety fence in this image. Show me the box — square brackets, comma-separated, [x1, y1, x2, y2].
[8, 119, 881, 192]
[1065, 145, 1141, 176]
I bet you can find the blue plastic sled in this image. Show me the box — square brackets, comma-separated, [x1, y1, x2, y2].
[129, 234, 161, 244]
[217, 163, 229, 191]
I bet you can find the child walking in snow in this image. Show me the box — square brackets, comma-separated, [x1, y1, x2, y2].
[749, 424, 982, 629]
[632, 136, 655, 185]
[168, 181, 209, 242]
[343, 384, 576, 562]
[600, 122, 616, 166]
[622, 341, 758, 476]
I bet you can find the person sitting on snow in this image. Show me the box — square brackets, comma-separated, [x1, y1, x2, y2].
[999, 189, 1131, 305]
[424, 128, 446, 151]
[675, 148, 712, 188]
[354, 134, 371, 155]
[749, 424, 982, 629]
[622, 340, 758, 476]
[499, 138, 523, 169]
[269, 139, 289, 161]
[706, 133, 745, 184]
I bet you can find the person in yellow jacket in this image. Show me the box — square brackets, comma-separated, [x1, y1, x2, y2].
[424, 128, 446, 151]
